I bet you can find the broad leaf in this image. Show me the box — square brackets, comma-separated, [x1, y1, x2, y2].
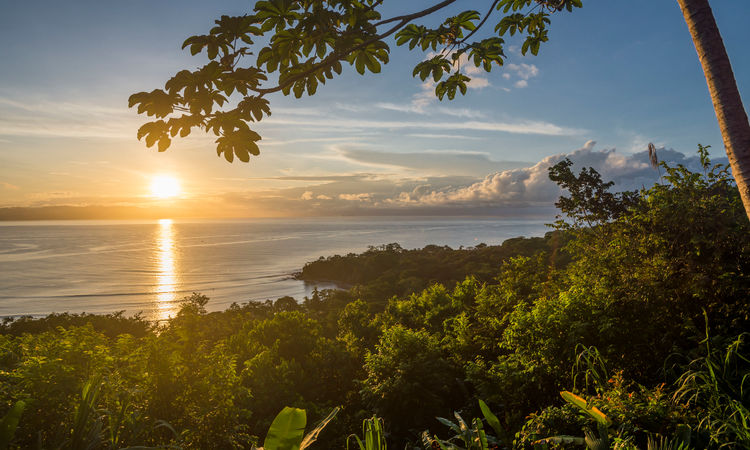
[263, 407, 306, 450]
[0, 400, 25, 450]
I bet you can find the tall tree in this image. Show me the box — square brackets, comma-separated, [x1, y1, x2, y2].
[130, 0, 750, 218]
[677, 0, 750, 220]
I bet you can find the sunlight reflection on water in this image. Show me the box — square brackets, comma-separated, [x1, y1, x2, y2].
[155, 219, 179, 321]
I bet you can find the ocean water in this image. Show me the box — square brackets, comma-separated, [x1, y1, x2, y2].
[0, 217, 549, 321]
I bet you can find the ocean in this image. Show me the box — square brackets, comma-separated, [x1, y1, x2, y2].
[0, 217, 549, 321]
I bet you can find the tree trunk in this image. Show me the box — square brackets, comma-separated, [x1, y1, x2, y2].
[677, 0, 750, 220]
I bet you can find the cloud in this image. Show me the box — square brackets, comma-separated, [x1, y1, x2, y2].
[372, 51, 491, 117]
[262, 136, 367, 147]
[454, 53, 491, 89]
[0, 96, 138, 139]
[255, 174, 377, 182]
[337, 147, 530, 176]
[394, 141, 718, 208]
[506, 63, 539, 80]
[406, 133, 483, 140]
[338, 193, 373, 202]
[375, 78, 486, 118]
[162, 142, 713, 218]
[375, 100, 486, 119]
[502, 63, 539, 89]
[267, 116, 585, 137]
[10, 138, 711, 219]
[468, 77, 490, 89]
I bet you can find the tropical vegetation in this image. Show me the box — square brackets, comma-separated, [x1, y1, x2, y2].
[1, 151, 748, 448]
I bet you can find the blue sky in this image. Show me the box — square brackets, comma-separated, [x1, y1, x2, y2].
[1, 0, 748, 217]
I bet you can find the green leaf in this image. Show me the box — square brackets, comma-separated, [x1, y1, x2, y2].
[157, 136, 171, 152]
[128, 89, 175, 118]
[436, 417, 460, 434]
[354, 54, 366, 75]
[478, 399, 503, 438]
[137, 121, 170, 148]
[293, 80, 305, 98]
[560, 391, 588, 411]
[264, 407, 306, 450]
[0, 400, 25, 450]
[560, 391, 612, 427]
[588, 407, 612, 427]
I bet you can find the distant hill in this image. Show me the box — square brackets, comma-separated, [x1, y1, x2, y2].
[0, 205, 184, 221]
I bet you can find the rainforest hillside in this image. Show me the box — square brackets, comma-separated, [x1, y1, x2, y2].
[0, 153, 748, 449]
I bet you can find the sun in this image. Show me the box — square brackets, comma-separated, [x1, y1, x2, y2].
[150, 175, 181, 199]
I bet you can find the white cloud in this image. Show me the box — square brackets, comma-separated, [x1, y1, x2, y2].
[373, 52, 491, 117]
[501, 63, 540, 90]
[0, 96, 138, 139]
[393, 141, 712, 207]
[468, 77, 490, 89]
[210, 142, 714, 218]
[406, 133, 483, 140]
[267, 116, 585, 137]
[375, 100, 486, 119]
[339, 193, 372, 202]
[506, 63, 539, 80]
[336, 147, 530, 176]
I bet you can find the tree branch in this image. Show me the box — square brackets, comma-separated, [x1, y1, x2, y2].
[458, 0, 500, 45]
[250, 0, 464, 95]
[249, 0, 463, 96]
[374, 0, 459, 26]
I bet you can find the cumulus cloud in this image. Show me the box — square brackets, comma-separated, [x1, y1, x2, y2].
[338, 193, 372, 202]
[506, 63, 539, 80]
[392, 141, 719, 208]
[200, 143, 719, 218]
[502, 62, 539, 89]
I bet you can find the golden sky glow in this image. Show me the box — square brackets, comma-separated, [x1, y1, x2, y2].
[0, 2, 747, 219]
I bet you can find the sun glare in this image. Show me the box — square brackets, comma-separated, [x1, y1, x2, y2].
[150, 175, 180, 199]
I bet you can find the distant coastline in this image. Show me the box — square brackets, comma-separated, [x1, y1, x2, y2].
[0, 204, 557, 221]
[0, 205, 190, 221]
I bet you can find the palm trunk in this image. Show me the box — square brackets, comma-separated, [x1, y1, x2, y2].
[677, 0, 750, 220]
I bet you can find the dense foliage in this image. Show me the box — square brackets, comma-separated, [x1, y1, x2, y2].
[1, 152, 748, 448]
[298, 235, 567, 302]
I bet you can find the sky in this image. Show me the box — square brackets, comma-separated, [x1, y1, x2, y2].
[1, 0, 749, 218]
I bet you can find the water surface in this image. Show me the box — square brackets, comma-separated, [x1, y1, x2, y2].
[0, 217, 549, 321]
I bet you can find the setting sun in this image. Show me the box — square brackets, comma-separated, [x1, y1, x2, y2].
[150, 175, 180, 199]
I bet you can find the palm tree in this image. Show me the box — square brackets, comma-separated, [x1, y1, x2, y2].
[677, 0, 750, 220]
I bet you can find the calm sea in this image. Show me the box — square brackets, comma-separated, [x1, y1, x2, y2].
[0, 217, 549, 321]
